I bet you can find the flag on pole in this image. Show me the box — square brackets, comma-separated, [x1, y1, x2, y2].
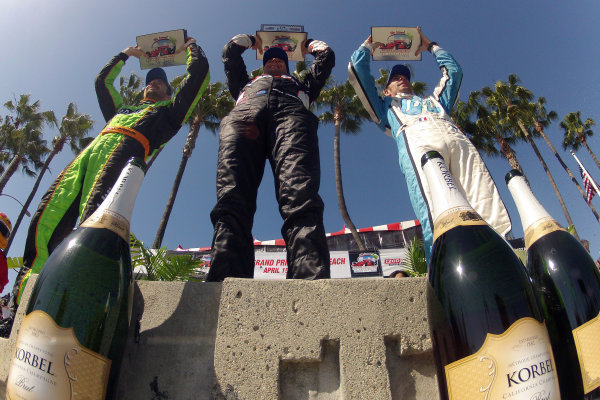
[571, 150, 600, 204]
[579, 165, 597, 204]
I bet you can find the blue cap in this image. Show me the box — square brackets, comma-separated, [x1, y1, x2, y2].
[263, 47, 289, 73]
[386, 64, 411, 88]
[146, 68, 172, 94]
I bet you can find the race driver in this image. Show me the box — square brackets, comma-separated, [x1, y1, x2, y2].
[7, 36, 209, 329]
[348, 27, 511, 260]
[207, 33, 334, 281]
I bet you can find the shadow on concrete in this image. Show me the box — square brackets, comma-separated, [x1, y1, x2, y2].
[385, 335, 437, 400]
[279, 339, 342, 400]
[115, 281, 222, 400]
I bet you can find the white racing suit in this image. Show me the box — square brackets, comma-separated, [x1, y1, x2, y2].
[348, 43, 511, 260]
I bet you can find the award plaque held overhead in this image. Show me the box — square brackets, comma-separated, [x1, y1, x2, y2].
[136, 29, 188, 70]
[256, 24, 307, 62]
[371, 26, 421, 61]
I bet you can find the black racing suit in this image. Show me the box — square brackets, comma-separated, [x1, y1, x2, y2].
[13, 43, 209, 306]
[207, 34, 335, 281]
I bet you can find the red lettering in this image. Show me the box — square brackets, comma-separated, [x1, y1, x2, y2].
[384, 258, 402, 264]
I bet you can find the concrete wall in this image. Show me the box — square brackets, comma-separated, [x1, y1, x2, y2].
[0, 276, 440, 399]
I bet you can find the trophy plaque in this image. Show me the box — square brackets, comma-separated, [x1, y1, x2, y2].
[371, 27, 421, 61]
[136, 29, 188, 69]
[256, 24, 307, 62]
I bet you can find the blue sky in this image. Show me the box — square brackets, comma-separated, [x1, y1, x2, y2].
[1, 0, 599, 294]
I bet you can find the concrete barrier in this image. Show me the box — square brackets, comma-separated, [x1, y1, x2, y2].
[0, 276, 439, 399]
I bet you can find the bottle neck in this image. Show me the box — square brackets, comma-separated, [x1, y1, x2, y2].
[422, 156, 472, 220]
[80, 161, 145, 241]
[421, 154, 486, 242]
[506, 173, 563, 248]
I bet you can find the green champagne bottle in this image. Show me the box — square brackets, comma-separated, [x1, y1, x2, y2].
[423, 152, 561, 400]
[506, 169, 600, 399]
[6, 157, 146, 400]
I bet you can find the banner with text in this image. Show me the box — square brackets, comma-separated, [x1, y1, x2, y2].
[379, 248, 408, 277]
[254, 251, 351, 279]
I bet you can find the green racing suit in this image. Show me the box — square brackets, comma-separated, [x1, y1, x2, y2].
[13, 43, 209, 305]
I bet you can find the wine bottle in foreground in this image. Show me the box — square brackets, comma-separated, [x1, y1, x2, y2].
[506, 169, 600, 399]
[423, 151, 560, 400]
[6, 157, 146, 400]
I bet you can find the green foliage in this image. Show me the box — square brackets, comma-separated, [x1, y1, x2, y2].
[560, 111, 595, 151]
[170, 78, 234, 135]
[130, 233, 203, 282]
[6, 256, 23, 269]
[57, 102, 94, 154]
[316, 80, 370, 134]
[119, 73, 144, 106]
[401, 237, 427, 277]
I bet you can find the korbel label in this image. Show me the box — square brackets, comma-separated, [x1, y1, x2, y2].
[6, 310, 110, 399]
[80, 209, 129, 241]
[445, 317, 560, 399]
[573, 311, 600, 394]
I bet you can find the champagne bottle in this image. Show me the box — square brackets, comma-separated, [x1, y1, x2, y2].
[6, 157, 146, 400]
[506, 169, 600, 399]
[423, 152, 560, 400]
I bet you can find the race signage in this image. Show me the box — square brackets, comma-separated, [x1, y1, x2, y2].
[253, 252, 288, 280]
[330, 251, 352, 279]
[349, 251, 382, 277]
[371, 26, 421, 61]
[253, 251, 352, 279]
[136, 29, 188, 69]
[379, 248, 409, 277]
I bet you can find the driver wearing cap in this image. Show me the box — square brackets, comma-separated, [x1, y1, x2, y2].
[8, 36, 209, 328]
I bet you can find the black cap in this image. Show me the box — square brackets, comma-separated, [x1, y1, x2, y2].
[505, 169, 524, 184]
[421, 151, 443, 168]
[146, 68, 172, 95]
[263, 47, 289, 73]
[386, 64, 411, 88]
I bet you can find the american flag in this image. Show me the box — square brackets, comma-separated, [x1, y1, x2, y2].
[579, 165, 598, 204]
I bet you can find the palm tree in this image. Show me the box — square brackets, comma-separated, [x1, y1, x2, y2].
[119, 73, 144, 106]
[560, 112, 599, 171]
[478, 77, 532, 174]
[4, 103, 94, 253]
[529, 99, 600, 223]
[317, 80, 371, 251]
[0, 95, 53, 193]
[152, 81, 234, 248]
[495, 75, 578, 237]
[316, 67, 428, 252]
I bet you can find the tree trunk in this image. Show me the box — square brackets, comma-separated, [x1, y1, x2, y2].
[581, 139, 600, 172]
[0, 154, 23, 194]
[497, 136, 526, 175]
[535, 121, 600, 226]
[5, 148, 59, 254]
[333, 119, 365, 251]
[518, 120, 579, 239]
[153, 123, 200, 249]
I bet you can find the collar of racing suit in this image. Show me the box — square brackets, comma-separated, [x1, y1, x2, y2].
[238, 74, 310, 109]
